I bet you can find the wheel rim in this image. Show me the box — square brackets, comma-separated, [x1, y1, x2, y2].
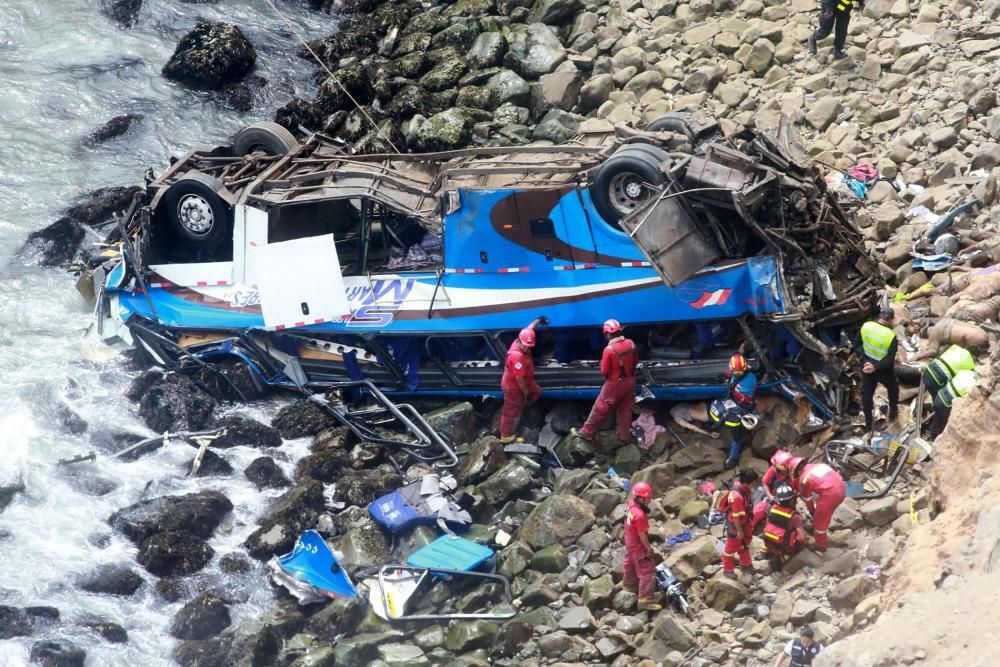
[608, 172, 653, 216]
[177, 194, 215, 236]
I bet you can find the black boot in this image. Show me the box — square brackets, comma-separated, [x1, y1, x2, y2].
[833, 48, 848, 59]
[808, 35, 817, 55]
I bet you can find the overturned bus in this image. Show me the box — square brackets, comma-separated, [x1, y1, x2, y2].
[91, 110, 879, 413]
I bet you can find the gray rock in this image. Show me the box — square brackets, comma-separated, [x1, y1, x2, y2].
[557, 605, 596, 632]
[530, 70, 583, 116]
[988, 112, 1000, 141]
[138, 530, 214, 577]
[244, 480, 324, 560]
[740, 38, 774, 76]
[519, 494, 595, 548]
[859, 496, 899, 526]
[414, 626, 445, 650]
[497, 541, 533, 577]
[478, 462, 533, 505]
[530, 544, 569, 572]
[528, 0, 581, 24]
[377, 644, 428, 666]
[829, 574, 876, 610]
[806, 96, 842, 131]
[445, 620, 499, 652]
[78, 566, 143, 597]
[630, 462, 674, 495]
[581, 488, 622, 516]
[412, 109, 472, 152]
[425, 402, 478, 445]
[971, 143, 1000, 171]
[468, 32, 507, 70]
[456, 435, 507, 484]
[770, 590, 793, 625]
[532, 109, 582, 143]
[579, 74, 615, 113]
[485, 69, 531, 106]
[665, 535, 719, 581]
[334, 632, 403, 667]
[335, 513, 390, 570]
[662, 486, 697, 513]
[791, 598, 820, 624]
[507, 23, 566, 77]
[30, 641, 85, 667]
[493, 620, 532, 658]
[929, 126, 958, 149]
[704, 576, 746, 612]
[653, 614, 697, 651]
[970, 90, 996, 116]
[582, 573, 614, 609]
[420, 55, 469, 92]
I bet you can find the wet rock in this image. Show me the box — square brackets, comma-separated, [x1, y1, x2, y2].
[244, 457, 291, 490]
[531, 70, 582, 116]
[82, 621, 128, 644]
[305, 596, 365, 642]
[217, 74, 268, 113]
[24, 608, 59, 623]
[520, 494, 595, 548]
[529, 0, 580, 23]
[478, 462, 533, 505]
[679, 500, 710, 524]
[446, 620, 500, 652]
[137, 374, 215, 433]
[272, 399, 338, 439]
[530, 543, 569, 572]
[860, 496, 899, 526]
[174, 638, 233, 667]
[20, 218, 85, 267]
[170, 591, 232, 640]
[138, 530, 215, 577]
[29, 640, 85, 667]
[224, 619, 281, 666]
[78, 565, 143, 596]
[211, 415, 282, 449]
[333, 631, 403, 666]
[219, 552, 253, 575]
[295, 448, 353, 483]
[506, 23, 566, 77]
[0, 607, 33, 639]
[0, 481, 25, 514]
[457, 436, 507, 485]
[630, 462, 675, 496]
[99, 0, 142, 27]
[110, 490, 233, 544]
[468, 32, 507, 69]
[493, 620, 531, 657]
[662, 486, 697, 513]
[582, 487, 622, 516]
[554, 432, 595, 466]
[485, 68, 531, 107]
[412, 108, 472, 152]
[274, 98, 325, 135]
[162, 22, 256, 90]
[830, 574, 876, 610]
[64, 185, 143, 227]
[425, 402, 479, 445]
[420, 55, 469, 92]
[532, 109, 582, 143]
[84, 113, 143, 146]
[377, 643, 429, 666]
[187, 449, 234, 478]
[336, 467, 402, 506]
[704, 576, 746, 611]
[244, 480, 325, 560]
[497, 541, 533, 577]
[582, 573, 614, 609]
[334, 510, 391, 569]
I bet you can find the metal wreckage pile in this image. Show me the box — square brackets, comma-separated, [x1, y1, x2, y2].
[74, 112, 975, 664]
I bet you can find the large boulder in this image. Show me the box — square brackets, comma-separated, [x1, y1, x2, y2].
[528, 0, 580, 23]
[506, 23, 566, 77]
[109, 490, 233, 544]
[830, 574, 876, 610]
[210, 415, 282, 449]
[137, 374, 215, 433]
[64, 185, 143, 227]
[29, 640, 85, 667]
[532, 109, 582, 143]
[704, 576, 746, 612]
[162, 22, 257, 90]
[19, 218, 85, 267]
[334, 512, 391, 570]
[477, 462, 534, 505]
[244, 457, 291, 490]
[411, 109, 472, 152]
[84, 113, 143, 146]
[666, 535, 721, 581]
[0, 607, 33, 639]
[485, 69, 531, 107]
[468, 32, 507, 69]
[138, 530, 215, 576]
[272, 399, 338, 439]
[170, 591, 232, 641]
[457, 436, 507, 484]
[99, 0, 142, 27]
[445, 620, 499, 652]
[244, 480, 325, 560]
[335, 467, 402, 507]
[424, 402, 479, 445]
[630, 463, 675, 496]
[519, 495, 595, 548]
[77, 566, 144, 596]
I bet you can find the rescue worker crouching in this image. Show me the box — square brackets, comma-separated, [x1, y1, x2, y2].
[718, 469, 758, 581]
[930, 368, 975, 439]
[920, 344, 975, 398]
[762, 450, 803, 501]
[499, 316, 547, 444]
[792, 459, 846, 552]
[760, 484, 807, 568]
[623, 481, 662, 611]
[856, 307, 899, 435]
[577, 319, 638, 444]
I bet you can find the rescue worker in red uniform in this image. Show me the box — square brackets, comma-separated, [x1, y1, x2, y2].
[792, 459, 846, 551]
[718, 469, 758, 580]
[761, 451, 803, 501]
[761, 484, 807, 568]
[578, 319, 637, 443]
[499, 317, 546, 443]
[623, 481, 662, 611]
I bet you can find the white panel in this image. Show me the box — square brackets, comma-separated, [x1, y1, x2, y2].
[247, 234, 349, 330]
[149, 262, 233, 286]
[234, 204, 270, 283]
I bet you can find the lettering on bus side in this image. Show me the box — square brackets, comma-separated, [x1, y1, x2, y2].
[345, 278, 416, 328]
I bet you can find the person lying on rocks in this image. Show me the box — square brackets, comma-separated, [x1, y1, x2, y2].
[669, 401, 719, 439]
[911, 318, 988, 361]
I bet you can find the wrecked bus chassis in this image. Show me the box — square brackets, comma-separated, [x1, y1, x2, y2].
[90, 112, 879, 420]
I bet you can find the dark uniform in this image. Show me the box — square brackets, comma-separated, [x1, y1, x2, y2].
[856, 319, 898, 432]
[809, 0, 862, 58]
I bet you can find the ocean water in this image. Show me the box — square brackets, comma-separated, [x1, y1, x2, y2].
[0, 1, 328, 663]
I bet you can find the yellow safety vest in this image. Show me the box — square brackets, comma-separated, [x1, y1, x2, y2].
[860, 321, 896, 362]
[938, 369, 976, 408]
[928, 345, 975, 384]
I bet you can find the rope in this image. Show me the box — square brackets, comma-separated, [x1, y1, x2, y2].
[261, 0, 401, 153]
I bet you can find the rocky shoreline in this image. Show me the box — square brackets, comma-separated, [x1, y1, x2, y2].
[13, 0, 1000, 664]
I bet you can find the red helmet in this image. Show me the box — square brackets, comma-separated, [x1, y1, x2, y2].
[518, 328, 536, 348]
[729, 354, 748, 373]
[787, 456, 806, 476]
[603, 319, 622, 335]
[632, 481, 653, 500]
[771, 450, 793, 470]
